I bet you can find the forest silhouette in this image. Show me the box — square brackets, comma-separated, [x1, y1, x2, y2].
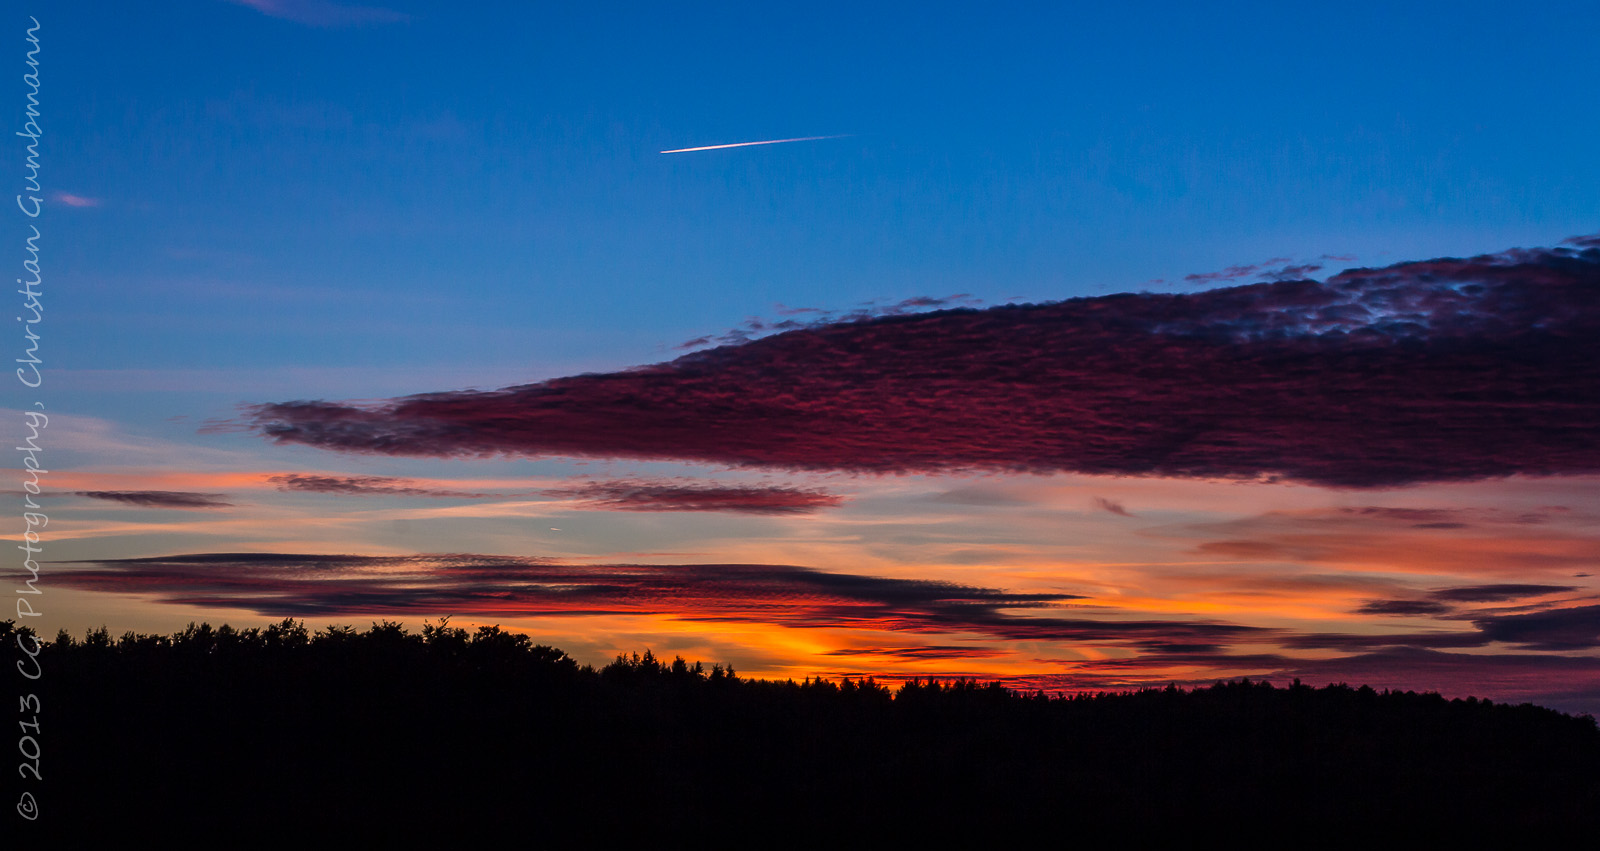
[5, 618, 1596, 840]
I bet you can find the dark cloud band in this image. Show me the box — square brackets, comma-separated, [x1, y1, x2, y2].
[269, 474, 490, 499]
[548, 480, 844, 514]
[244, 239, 1600, 487]
[75, 491, 233, 509]
[270, 474, 842, 514]
[45, 552, 1274, 650]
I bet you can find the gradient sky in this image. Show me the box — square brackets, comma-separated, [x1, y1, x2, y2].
[14, 1, 1600, 713]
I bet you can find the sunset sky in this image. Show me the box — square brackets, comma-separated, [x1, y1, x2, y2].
[17, 1, 1599, 713]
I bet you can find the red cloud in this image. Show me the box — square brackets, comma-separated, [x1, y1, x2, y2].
[244, 239, 1600, 488]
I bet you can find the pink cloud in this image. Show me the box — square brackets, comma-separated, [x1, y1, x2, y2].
[548, 480, 845, 515]
[53, 192, 100, 207]
[224, 0, 408, 27]
[244, 237, 1600, 489]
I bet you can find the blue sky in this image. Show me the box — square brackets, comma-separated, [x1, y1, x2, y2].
[51, 1, 1599, 389]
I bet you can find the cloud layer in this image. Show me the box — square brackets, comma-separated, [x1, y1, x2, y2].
[43, 549, 1598, 711]
[269, 473, 844, 514]
[245, 240, 1599, 487]
[1289, 603, 1600, 652]
[49, 552, 1285, 651]
[1356, 583, 1578, 617]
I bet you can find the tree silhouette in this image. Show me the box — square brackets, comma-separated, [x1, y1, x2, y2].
[3, 617, 1595, 842]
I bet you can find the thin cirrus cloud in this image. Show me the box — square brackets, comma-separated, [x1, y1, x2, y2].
[1182, 257, 1294, 284]
[242, 239, 1600, 489]
[1182, 504, 1600, 577]
[75, 490, 233, 509]
[269, 473, 845, 514]
[548, 480, 845, 515]
[1150, 253, 1355, 287]
[679, 294, 983, 350]
[223, 0, 408, 26]
[1355, 599, 1454, 617]
[824, 646, 1007, 661]
[52, 191, 101, 208]
[1287, 603, 1600, 652]
[1355, 583, 1578, 617]
[270, 473, 493, 499]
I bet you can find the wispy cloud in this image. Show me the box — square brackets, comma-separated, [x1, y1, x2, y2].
[41, 550, 1600, 712]
[1473, 604, 1600, 651]
[1354, 599, 1453, 617]
[1355, 583, 1579, 618]
[41, 551, 1293, 653]
[1288, 602, 1600, 652]
[1181, 257, 1294, 285]
[270, 473, 492, 499]
[244, 238, 1600, 489]
[223, 0, 408, 27]
[678, 294, 982, 350]
[75, 490, 233, 509]
[1094, 497, 1134, 517]
[266, 473, 845, 515]
[43, 553, 1284, 652]
[52, 191, 100, 208]
[547, 480, 844, 515]
[824, 645, 1006, 661]
[1430, 583, 1579, 603]
[1185, 505, 1600, 577]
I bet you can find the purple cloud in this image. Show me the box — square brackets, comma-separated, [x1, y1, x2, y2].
[1094, 497, 1134, 517]
[224, 0, 408, 27]
[75, 491, 233, 509]
[269, 474, 491, 499]
[1355, 600, 1453, 617]
[1182, 257, 1292, 285]
[243, 238, 1600, 488]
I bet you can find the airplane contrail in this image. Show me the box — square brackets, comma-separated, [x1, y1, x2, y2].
[660, 134, 850, 154]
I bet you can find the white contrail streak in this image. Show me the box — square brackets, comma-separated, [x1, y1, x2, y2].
[660, 134, 849, 154]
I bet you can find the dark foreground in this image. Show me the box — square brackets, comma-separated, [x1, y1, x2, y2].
[6, 620, 1597, 841]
